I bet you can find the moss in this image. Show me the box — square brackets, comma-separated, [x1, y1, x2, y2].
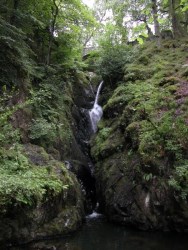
[124, 65, 154, 82]
[103, 84, 134, 120]
[75, 71, 88, 85]
[137, 55, 150, 65]
[164, 76, 180, 85]
[180, 66, 188, 77]
[91, 128, 125, 160]
[166, 84, 178, 94]
[23, 143, 51, 166]
[0, 144, 84, 243]
[126, 121, 140, 131]
[39, 206, 82, 236]
[91, 38, 188, 202]
[0, 144, 75, 211]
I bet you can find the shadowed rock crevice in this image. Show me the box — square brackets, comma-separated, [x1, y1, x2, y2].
[69, 80, 104, 213]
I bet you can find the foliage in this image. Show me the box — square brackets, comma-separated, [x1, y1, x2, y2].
[93, 0, 188, 47]
[0, 89, 32, 147]
[104, 84, 131, 109]
[0, 122, 20, 147]
[0, 17, 35, 87]
[92, 39, 188, 200]
[96, 127, 111, 145]
[0, 89, 69, 209]
[0, 0, 93, 212]
[29, 71, 73, 150]
[0, 144, 68, 211]
[29, 118, 57, 142]
[96, 45, 132, 83]
[1, 0, 188, 218]
[169, 162, 188, 200]
[143, 173, 153, 182]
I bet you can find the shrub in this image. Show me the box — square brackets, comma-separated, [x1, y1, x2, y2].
[169, 162, 188, 200]
[29, 118, 57, 142]
[96, 45, 133, 84]
[0, 144, 68, 211]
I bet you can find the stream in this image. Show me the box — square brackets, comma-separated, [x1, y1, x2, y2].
[10, 214, 188, 250]
[7, 82, 188, 250]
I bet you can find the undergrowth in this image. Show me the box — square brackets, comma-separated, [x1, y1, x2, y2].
[92, 39, 188, 200]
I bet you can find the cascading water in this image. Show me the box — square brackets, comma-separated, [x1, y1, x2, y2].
[89, 81, 103, 133]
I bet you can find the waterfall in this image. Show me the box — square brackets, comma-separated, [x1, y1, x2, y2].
[89, 81, 103, 133]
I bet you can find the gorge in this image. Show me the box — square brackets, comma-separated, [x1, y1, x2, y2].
[1, 0, 188, 249]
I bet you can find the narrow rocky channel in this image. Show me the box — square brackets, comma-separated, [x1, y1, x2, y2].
[2, 0, 188, 248]
[7, 80, 105, 250]
[10, 213, 188, 250]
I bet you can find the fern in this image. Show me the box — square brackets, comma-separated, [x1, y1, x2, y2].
[0, 18, 35, 87]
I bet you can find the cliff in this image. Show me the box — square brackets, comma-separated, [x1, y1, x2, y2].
[91, 39, 188, 231]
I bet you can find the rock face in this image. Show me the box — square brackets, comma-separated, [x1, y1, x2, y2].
[67, 78, 100, 212]
[94, 154, 188, 231]
[91, 41, 188, 232]
[0, 144, 84, 246]
[0, 73, 100, 246]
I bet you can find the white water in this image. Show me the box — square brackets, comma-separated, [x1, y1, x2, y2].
[86, 211, 103, 219]
[145, 193, 150, 208]
[89, 81, 103, 133]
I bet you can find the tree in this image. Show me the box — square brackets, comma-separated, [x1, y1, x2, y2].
[0, 17, 34, 89]
[151, 0, 161, 38]
[169, 0, 185, 37]
[97, 0, 188, 44]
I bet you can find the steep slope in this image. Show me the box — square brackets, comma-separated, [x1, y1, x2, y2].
[91, 39, 188, 231]
[0, 68, 97, 245]
[0, 144, 84, 245]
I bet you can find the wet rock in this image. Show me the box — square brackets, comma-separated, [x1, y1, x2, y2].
[0, 145, 84, 246]
[94, 153, 188, 231]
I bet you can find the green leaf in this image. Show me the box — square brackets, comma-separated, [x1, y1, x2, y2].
[137, 37, 144, 45]
[182, 5, 188, 12]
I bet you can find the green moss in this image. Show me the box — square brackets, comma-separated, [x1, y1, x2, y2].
[40, 206, 82, 235]
[0, 144, 72, 212]
[137, 55, 150, 65]
[91, 38, 188, 200]
[126, 121, 141, 133]
[169, 161, 188, 200]
[180, 66, 188, 77]
[29, 75, 75, 155]
[104, 84, 133, 113]
[166, 84, 178, 93]
[91, 128, 124, 160]
[124, 65, 154, 82]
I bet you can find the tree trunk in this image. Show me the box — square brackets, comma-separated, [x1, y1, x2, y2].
[151, 0, 161, 46]
[169, 0, 184, 38]
[145, 21, 154, 38]
[151, 0, 160, 37]
[46, 0, 59, 65]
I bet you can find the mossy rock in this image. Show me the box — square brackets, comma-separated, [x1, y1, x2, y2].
[90, 39, 188, 231]
[23, 143, 52, 166]
[91, 128, 125, 160]
[38, 206, 83, 237]
[124, 65, 154, 82]
[0, 144, 84, 245]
